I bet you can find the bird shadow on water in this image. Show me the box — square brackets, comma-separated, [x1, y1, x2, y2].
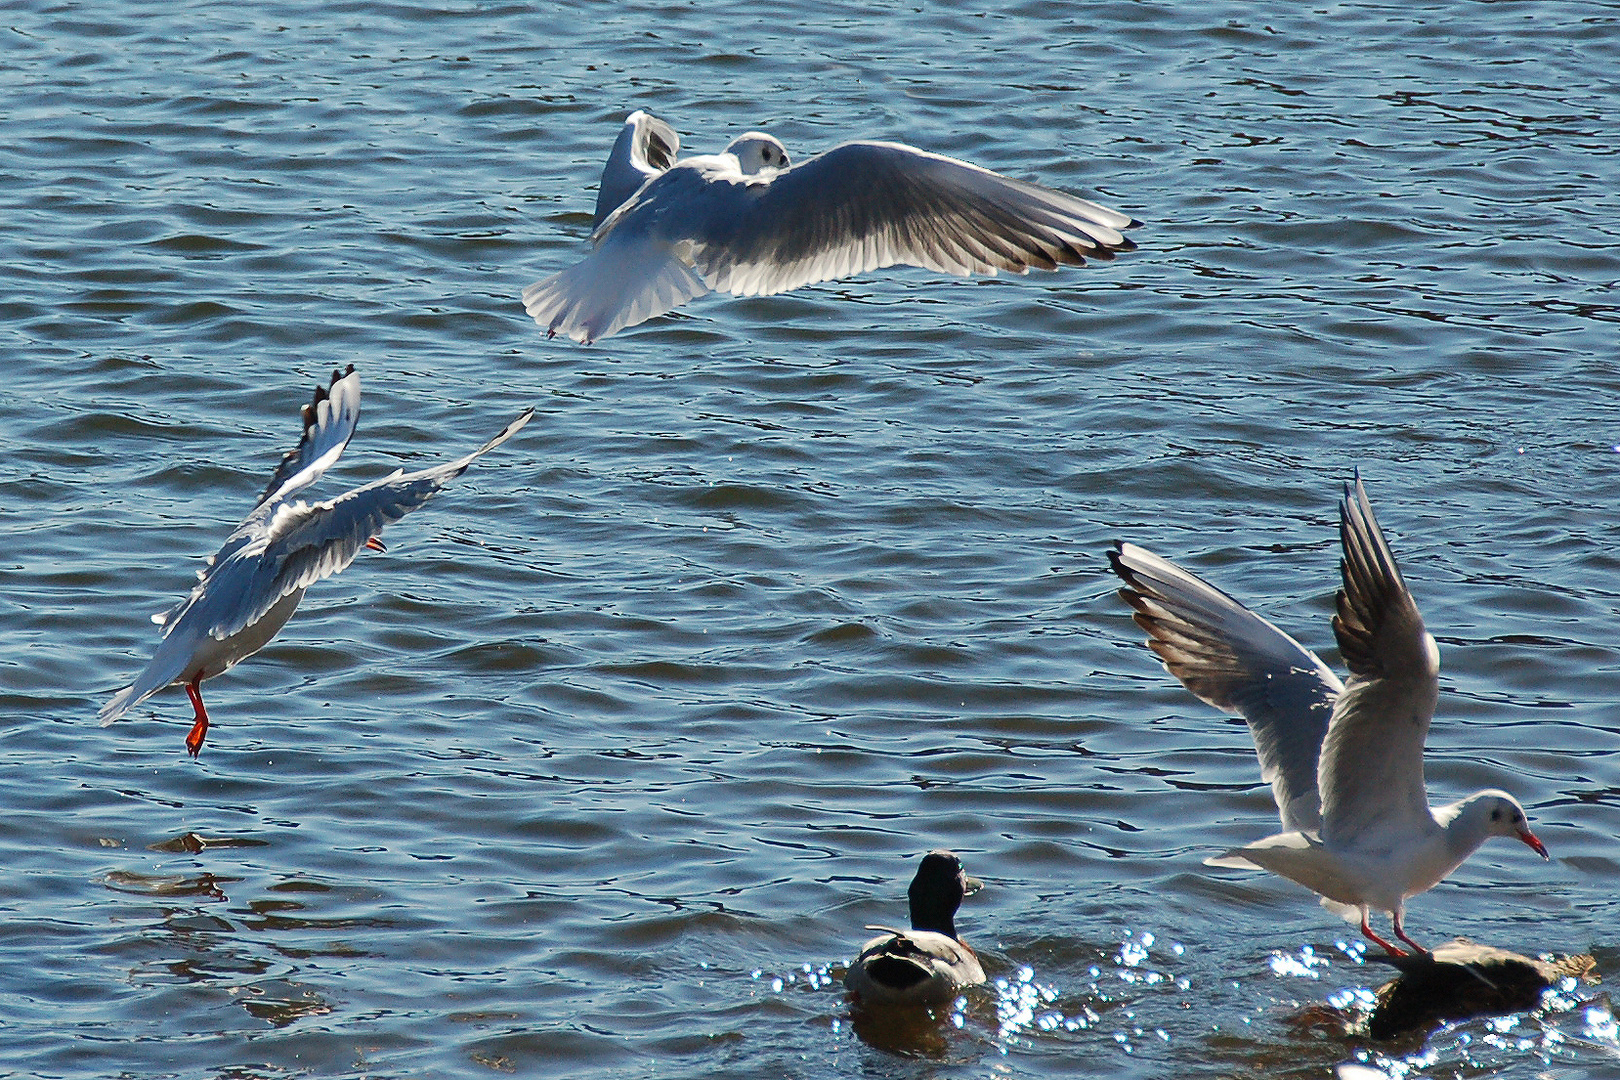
[94, 851, 374, 1035]
[845, 997, 977, 1061]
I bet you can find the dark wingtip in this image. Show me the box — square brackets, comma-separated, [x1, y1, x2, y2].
[1107, 540, 1143, 582]
[257, 365, 359, 506]
[1107, 544, 1152, 617]
[307, 364, 355, 417]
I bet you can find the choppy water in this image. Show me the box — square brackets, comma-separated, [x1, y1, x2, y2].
[2, 1, 1617, 1077]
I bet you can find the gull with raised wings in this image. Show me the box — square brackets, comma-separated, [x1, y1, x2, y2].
[100, 367, 532, 756]
[1108, 476, 1548, 956]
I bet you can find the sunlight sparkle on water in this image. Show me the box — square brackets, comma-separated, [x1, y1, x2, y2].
[1111, 930, 1177, 988]
[994, 964, 1074, 1041]
[1583, 1003, 1618, 1044]
[1326, 986, 1377, 1010]
[987, 930, 1189, 1057]
[1333, 939, 1369, 962]
[1267, 944, 1330, 979]
[751, 961, 836, 996]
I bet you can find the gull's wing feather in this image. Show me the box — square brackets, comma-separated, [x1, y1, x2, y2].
[1317, 476, 1440, 848]
[593, 111, 680, 228]
[199, 408, 533, 642]
[256, 365, 362, 509]
[146, 366, 362, 635]
[687, 141, 1137, 297]
[1110, 541, 1343, 833]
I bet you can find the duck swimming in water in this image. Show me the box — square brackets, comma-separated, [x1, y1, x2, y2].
[845, 850, 986, 1006]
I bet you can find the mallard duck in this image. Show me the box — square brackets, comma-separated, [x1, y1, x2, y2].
[845, 850, 985, 1005]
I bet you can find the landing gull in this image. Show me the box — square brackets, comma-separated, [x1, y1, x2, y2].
[1108, 475, 1549, 956]
[100, 367, 533, 756]
[524, 111, 1140, 344]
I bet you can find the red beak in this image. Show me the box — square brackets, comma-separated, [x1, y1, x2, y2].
[1519, 828, 1549, 860]
[365, 536, 386, 553]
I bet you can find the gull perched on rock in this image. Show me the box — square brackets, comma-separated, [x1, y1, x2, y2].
[100, 366, 533, 756]
[1108, 476, 1548, 956]
[523, 111, 1139, 343]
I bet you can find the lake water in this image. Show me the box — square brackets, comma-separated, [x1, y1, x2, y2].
[3, 1, 1617, 1077]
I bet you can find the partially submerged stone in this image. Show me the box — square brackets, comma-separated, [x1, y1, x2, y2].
[1364, 938, 1598, 1040]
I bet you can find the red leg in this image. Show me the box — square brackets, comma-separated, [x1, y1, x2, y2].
[183, 674, 210, 758]
[1392, 910, 1429, 956]
[1360, 911, 1408, 957]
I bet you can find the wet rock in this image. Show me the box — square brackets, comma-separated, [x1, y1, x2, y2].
[1364, 937, 1598, 1040]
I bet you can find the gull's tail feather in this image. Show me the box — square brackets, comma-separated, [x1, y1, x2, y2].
[523, 243, 708, 344]
[100, 626, 200, 726]
[99, 684, 139, 727]
[99, 652, 187, 727]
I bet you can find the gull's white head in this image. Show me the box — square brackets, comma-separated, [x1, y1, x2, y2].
[724, 132, 790, 175]
[1446, 790, 1549, 859]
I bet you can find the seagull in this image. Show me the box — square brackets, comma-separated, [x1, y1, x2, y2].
[844, 850, 986, 1006]
[1107, 475, 1549, 957]
[523, 111, 1139, 344]
[99, 366, 533, 757]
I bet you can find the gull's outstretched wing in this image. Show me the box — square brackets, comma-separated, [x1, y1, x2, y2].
[1110, 541, 1343, 833]
[1316, 476, 1440, 848]
[200, 408, 535, 642]
[684, 141, 1136, 296]
[593, 110, 680, 227]
[256, 365, 362, 510]
[145, 366, 362, 638]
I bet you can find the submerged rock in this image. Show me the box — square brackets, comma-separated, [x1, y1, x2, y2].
[1364, 938, 1598, 1040]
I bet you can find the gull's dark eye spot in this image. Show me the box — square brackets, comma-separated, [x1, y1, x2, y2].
[1490, 808, 1502, 822]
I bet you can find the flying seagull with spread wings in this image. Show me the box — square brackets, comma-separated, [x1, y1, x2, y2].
[101, 367, 532, 756]
[523, 111, 1139, 343]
